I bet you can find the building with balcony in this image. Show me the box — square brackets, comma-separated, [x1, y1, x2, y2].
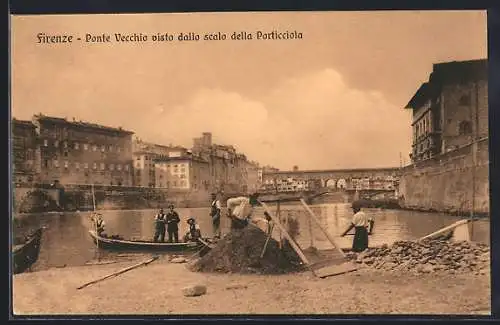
[405, 59, 488, 163]
[32, 114, 134, 186]
[11, 119, 39, 185]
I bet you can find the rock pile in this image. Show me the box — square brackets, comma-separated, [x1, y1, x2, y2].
[346, 238, 490, 275]
[189, 226, 303, 274]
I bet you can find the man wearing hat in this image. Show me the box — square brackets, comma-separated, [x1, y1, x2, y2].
[340, 203, 374, 252]
[226, 192, 269, 231]
[166, 204, 181, 243]
[153, 208, 167, 242]
[183, 217, 202, 242]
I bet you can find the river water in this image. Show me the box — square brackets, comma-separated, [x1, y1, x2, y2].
[13, 203, 490, 272]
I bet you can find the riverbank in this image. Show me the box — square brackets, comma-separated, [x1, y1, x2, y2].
[12, 256, 490, 315]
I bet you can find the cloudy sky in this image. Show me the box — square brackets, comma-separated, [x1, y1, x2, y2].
[11, 11, 487, 170]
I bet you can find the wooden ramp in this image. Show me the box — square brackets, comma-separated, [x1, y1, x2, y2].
[258, 199, 356, 279]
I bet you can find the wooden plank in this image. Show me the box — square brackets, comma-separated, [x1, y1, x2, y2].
[299, 199, 346, 257]
[418, 219, 469, 241]
[77, 256, 159, 290]
[258, 201, 310, 266]
[314, 262, 358, 278]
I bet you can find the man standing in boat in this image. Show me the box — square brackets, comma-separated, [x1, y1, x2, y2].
[153, 208, 167, 242]
[210, 193, 222, 239]
[226, 192, 269, 232]
[166, 204, 181, 243]
[340, 203, 374, 252]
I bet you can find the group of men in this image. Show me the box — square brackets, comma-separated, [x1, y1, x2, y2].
[153, 205, 202, 243]
[94, 191, 374, 252]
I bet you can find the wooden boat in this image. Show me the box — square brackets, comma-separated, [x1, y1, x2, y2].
[12, 228, 43, 274]
[88, 230, 202, 251]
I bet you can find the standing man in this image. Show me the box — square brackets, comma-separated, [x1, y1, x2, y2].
[166, 204, 181, 243]
[153, 208, 167, 242]
[340, 203, 374, 252]
[226, 192, 269, 231]
[210, 193, 222, 239]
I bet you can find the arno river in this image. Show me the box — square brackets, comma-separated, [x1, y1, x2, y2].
[13, 203, 489, 272]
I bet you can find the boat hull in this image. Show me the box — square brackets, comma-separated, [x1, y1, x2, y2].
[88, 230, 201, 251]
[12, 228, 43, 274]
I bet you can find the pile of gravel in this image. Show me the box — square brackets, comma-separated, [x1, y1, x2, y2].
[346, 238, 490, 275]
[189, 226, 303, 274]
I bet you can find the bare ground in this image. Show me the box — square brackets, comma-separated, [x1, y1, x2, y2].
[12, 256, 491, 315]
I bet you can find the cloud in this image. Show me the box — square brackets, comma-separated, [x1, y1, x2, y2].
[134, 68, 412, 170]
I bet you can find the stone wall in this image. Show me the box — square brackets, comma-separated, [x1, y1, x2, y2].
[398, 138, 489, 215]
[13, 184, 213, 212]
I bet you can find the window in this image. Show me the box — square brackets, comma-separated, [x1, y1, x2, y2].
[117, 147, 121, 153]
[459, 94, 471, 106]
[44, 159, 49, 168]
[54, 140, 59, 148]
[117, 164, 122, 171]
[84, 163, 89, 169]
[43, 139, 48, 147]
[63, 141, 68, 148]
[92, 145, 97, 152]
[75, 162, 80, 169]
[93, 163, 97, 170]
[108, 145, 113, 152]
[173, 181, 177, 187]
[100, 163, 105, 170]
[75, 142, 80, 150]
[124, 165, 129, 171]
[110, 164, 114, 171]
[64, 161, 69, 168]
[101, 145, 105, 152]
[459, 121, 472, 135]
[83, 143, 89, 150]
[54, 160, 59, 168]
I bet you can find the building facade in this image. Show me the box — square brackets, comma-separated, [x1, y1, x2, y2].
[32, 114, 134, 186]
[405, 59, 488, 162]
[154, 155, 211, 191]
[133, 138, 188, 187]
[191, 132, 261, 194]
[12, 119, 39, 185]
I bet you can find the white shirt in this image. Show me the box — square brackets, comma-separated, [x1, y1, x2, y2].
[211, 200, 222, 210]
[352, 211, 372, 227]
[226, 197, 253, 221]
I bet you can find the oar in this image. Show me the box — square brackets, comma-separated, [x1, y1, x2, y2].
[77, 256, 159, 290]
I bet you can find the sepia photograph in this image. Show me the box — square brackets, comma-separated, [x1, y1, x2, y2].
[10, 10, 490, 315]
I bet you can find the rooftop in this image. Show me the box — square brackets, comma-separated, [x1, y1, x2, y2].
[33, 114, 134, 135]
[405, 58, 487, 110]
[12, 118, 36, 128]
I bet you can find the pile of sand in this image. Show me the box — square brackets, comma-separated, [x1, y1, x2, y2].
[189, 226, 303, 274]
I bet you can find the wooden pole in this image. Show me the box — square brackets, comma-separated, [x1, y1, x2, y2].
[299, 199, 345, 257]
[277, 201, 282, 249]
[77, 256, 159, 290]
[308, 212, 314, 248]
[260, 223, 275, 258]
[91, 184, 100, 261]
[258, 201, 309, 265]
[418, 219, 470, 241]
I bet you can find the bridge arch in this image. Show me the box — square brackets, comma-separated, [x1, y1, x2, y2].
[336, 178, 347, 189]
[325, 179, 336, 188]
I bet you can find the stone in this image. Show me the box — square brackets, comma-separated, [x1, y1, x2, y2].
[226, 284, 248, 290]
[182, 285, 207, 297]
[364, 257, 375, 265]
[171, 257, 187, 263]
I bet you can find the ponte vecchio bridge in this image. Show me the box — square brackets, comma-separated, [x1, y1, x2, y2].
[261, 167, 402, 197]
